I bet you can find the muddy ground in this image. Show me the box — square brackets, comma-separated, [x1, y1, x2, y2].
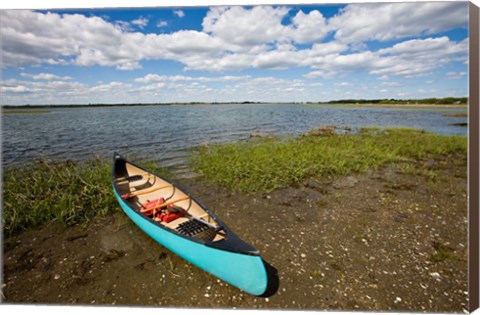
[2, 153, 469, 312]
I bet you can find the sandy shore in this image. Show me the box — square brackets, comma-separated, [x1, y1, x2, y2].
[2, 153, 468, 312]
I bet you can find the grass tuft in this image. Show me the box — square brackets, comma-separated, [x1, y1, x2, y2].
[2, 157, 167, 237]
[429, 249, 459, 263]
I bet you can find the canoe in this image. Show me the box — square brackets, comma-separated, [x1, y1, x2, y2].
[112, 153, 274, 296]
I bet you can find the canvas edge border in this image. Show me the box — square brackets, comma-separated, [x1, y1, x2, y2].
[469, 1, 480, 313]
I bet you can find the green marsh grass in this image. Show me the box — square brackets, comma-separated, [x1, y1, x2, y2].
[2, 157, 167, 236]
[191, 127, 467, 193]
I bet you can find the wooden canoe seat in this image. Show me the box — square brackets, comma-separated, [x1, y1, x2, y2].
[115, 173, 151, 184]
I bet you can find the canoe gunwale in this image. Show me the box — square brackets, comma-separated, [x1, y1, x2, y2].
[112, 152, 260, 256]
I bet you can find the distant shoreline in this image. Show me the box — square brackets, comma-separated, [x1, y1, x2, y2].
[308, 103, 468, 108]
[1, 101, 469, 110]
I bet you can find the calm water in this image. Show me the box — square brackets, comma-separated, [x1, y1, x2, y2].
[2, 104, 467, 175]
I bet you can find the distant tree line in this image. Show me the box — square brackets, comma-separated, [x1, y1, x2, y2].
[1, 102, 262, 108]
[325, 97, 468, 105]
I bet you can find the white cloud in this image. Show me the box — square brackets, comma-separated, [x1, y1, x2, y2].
[114, 20, 133, 32]
[381, 81, 402, 87]
[20, 72, 72, 80]
[224, 76, 311, 101]
[135, 74, 190, 83]
[310, 42, 348, 55]
[173, 10, 185, 18]
[446, 71, 468, 79]
[303, 70, 337, 79]
[252, 49, 307, 70]
[1, 85, 30, 93]
[372, 37, 468, 76]
[129, 74, 272, 102]
[202, 6, 291, 46]
[134, 74, 251, 84]
[89, 81, 132, 92]
[303, 36, 467, 79]
[1, 10, 231, 70]
[202, 6, 329, 46]
[289, 9, 328, 44]
[1, 78, 88, 98]
[1, 10, 128, 68]
[131, 17, 148, 29]
[1, 78, 143, 104]
[156, 20, 168, 27]
[175, 40, 349, 72]
[377, 36, 464, 56]
[329, 2, 468, 44]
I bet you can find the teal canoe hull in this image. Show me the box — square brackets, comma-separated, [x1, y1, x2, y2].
[113, 189, 268, 296]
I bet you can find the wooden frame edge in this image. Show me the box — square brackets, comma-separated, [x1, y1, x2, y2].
[469, 1, 480, 312]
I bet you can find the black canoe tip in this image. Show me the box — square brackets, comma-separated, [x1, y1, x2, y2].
[113, 152, 123, 161]
[259, 259, 280, 297]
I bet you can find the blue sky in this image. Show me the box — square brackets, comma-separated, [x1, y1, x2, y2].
[0, 2, 470, 105]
